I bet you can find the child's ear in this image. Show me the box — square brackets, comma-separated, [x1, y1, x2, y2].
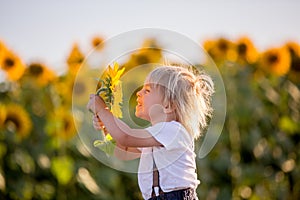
[163, 103, 175, 114]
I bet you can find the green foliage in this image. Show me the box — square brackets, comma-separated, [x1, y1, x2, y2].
[197, 63, 300, 200]
[1, 37, 299, 199]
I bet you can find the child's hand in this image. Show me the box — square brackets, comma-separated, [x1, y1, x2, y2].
[92, 114, 105, 131]
[87, 94, 107, 114]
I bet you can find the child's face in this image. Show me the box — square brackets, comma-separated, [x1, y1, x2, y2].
[135, 83, 164, 122]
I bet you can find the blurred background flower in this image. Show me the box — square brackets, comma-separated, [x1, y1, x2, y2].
[0, 1, 300, 199]
[0, 103, 32, 140]
[0, 34, 299, 200]
[258, 46, 291, 76]
[0, 50, 25, 81]
[235, 36, 259, 65]
[91, 35, 105, 51]
[21, 62, 56, 87]
[45, 106, 77, 141]
[66, 43, 85, 75]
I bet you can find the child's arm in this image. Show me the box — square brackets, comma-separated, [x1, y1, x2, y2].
[87, 94, 162, 148]
[114, 143, 141, 160]
[92, 114, 141, 160]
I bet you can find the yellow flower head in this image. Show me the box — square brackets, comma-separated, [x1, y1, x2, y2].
[111, 81, 123, 118]
[46, 107, 77, 141]
[285, 42, 300, 82]
[203, 39, 215, 54]
[259, 46, 291, 76]
[236, 36, 259, 64]
[91, 36, 104, 51]
[93, 62, 125, 156]
[106, 62, 125, 90]
[1, 50, 25, 81]
[141, 38, 160, 49]
[286, 42, 300, 55]
[73, 69, 97, 106]
[97, 62, 125, 99]
[1, 103, 32, 139]
[67, 43, 85, 75]
[52, 74, 74, 106]
[0, 40, 8, 62]
[123, 49, 162, 72]
[203, 38, 237, 64]
[123, 39, 162, 71]
[23, 62, 56, 86]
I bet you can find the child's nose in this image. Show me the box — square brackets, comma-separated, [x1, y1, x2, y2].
[137, 90, 141, 97]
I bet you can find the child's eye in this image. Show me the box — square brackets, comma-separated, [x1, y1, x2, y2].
[145, 89, 150, 93]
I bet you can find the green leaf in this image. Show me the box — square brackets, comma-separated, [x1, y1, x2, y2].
[93, 139, 116, 157]
[51, 156, 74, 185]
[279, 116, 300, 134]
[96, 87, 109, 96]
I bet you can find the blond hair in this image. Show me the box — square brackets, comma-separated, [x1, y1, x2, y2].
[146, 65, 214, 139]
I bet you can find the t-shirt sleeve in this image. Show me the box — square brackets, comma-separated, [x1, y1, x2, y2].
[145, 122, 191, 150]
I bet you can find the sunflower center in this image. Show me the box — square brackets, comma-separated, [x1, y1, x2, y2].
[64, 120, 71, 131]
[29, 63, 44, 76]
[3, 58, 15, 70]
[136, 55, 149, 65]
[92, 38, 103, 48]
[268, 54, 279, 64]
[238, 44, 247, 55]
[218, 41, 228, 52]
[4, 115, 20, 132]
[68, 57, 84, 66]
[76, 58, 84, 64]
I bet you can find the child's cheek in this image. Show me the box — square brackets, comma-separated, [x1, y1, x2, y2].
[148, 104, 164, 119]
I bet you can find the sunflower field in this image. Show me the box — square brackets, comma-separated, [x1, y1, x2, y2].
[0, 36, 300, 200]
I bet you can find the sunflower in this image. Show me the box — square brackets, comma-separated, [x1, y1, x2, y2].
[110, 81, 123, 118]
[259, 46, 291, 76]
[22, 62, 56, 87]
[141, 38, 156, 48]
[73, 69, 97, 106]
[66, 43, 85, 75]
[93, 63, 125, 155]
[138, 48, 161, 64]
[1, 103, 32, 139]
[286, 42, 300, 56]
[123, 53, 145, 70]
[0, 50, 25, 81]
[45, 107, 77, 140]
[285, 42, 300, 83]
[0, 40, 8, 62]
[203, 39, 216, 57]
[52, 74, 74, 106]
[122, 39, 162, 72]
[123, 48, 161, 72]
[141, 38, 162, 60]
[203, 38, 237, 65]
[96, 62, 125, 108]
[91, 36, 104, 51]
[203, 39, 220, 65]
[236, 36, 259, 65]
[104, 62, 125, 90]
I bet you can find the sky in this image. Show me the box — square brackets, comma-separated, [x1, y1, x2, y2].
[1, 0, 300, 72]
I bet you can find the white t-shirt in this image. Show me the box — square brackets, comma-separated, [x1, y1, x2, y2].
[138, 121, 200, 200]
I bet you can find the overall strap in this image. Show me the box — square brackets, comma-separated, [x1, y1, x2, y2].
[151, 148, 164, 198]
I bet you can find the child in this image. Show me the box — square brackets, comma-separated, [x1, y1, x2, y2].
[87, 64, 214, 200]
